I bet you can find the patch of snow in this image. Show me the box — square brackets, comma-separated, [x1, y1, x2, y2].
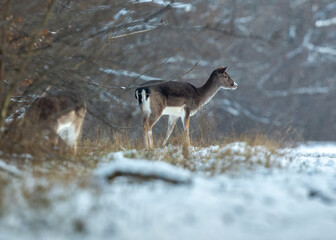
[289, 25, 296, 38]
[0, 160, 22, 177]
[265, 87, 329, 97]
[114, 8, 129, 20]
[220, 99, 270, 124]
[286, 46, 304, 59]
[1, 142, 336, 239]
[88, 4, 111, 13]
[101, 8, 134, 32]
[316, 16, 336, 27]
[290, 0, 310, 8]
[135, 0, 193, 12]
[5, 107, 26, 124]
[166, 55, 211, 67]
[294, 141, 336, 155]
[303, 30, 336, 56]
[236, 15, 255, 24]
[99, 67, 159, 81]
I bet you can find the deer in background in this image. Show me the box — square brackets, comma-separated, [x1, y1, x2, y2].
[135, 66, 238, 150]
[25, 90, 87, 154]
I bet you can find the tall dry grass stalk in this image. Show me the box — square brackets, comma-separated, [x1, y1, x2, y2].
[223, 126, 302, 149]
[192, 109, 217, 147]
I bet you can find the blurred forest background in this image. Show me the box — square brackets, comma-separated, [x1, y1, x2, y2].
[1, 0, 336, 148]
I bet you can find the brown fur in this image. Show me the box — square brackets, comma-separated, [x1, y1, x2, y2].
[135, 67, 237, 149]
[24, 90, 87, 154]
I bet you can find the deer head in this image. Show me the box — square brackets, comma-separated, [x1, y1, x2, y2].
[215, 66, 238, 90]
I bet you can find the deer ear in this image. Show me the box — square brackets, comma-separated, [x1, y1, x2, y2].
[218, 66, 228, 74]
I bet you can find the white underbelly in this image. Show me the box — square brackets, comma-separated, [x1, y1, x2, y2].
[162, 106, 185, 117]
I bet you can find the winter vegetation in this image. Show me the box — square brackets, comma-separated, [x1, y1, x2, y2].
[1, 142, 336, 239]
[0, 0, 336, 239]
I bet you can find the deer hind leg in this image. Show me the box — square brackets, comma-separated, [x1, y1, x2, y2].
[147, 117, 159, 150]
[143, 117, 150, 150]
[182, 110, 191, 146]
[72, 110, 86, 155]
[162, 115, 179, 146]
[138, 89, 164, 150]
[144, 112, 163, 150]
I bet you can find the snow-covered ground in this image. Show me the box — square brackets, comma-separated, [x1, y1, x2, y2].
[0, 142, 336, 240]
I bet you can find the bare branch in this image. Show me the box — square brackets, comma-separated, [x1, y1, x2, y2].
[0, 0, 12, 83]
[108, 27, 158, 40]
[81, 4, 171, 42]
[86, 106, 142, 131]
[135, 60, 199, 89]
[161, 25, 270, 43]
[0, 0, 57, 130]
[106, 170, 190, 184]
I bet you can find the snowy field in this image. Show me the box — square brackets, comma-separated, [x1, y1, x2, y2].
[1, 142, 336, 240]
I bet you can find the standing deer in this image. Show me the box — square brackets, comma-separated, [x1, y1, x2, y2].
[25, 90, 86, 154]
[135, 66, 238, 149]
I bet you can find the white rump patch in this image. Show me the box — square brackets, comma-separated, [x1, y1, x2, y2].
[162, 106, 185, 117]
[141, 89, 151, 116]
[57, 122, 77, 146]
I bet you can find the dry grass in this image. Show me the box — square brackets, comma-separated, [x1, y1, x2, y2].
[192, 109, 218, 147]
[0, 177, 9, 216]
[123, 131, 291, 176]
[224, 133, 283, 153]
[0, 117, 297, 180]
[204, 130, 297, 174]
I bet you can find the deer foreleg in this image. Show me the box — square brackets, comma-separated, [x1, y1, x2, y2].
[148, 126, 154, 149]
[182, 111, 191, 146]
[72, 120, 84, 155]
[162, 115, 179, 146]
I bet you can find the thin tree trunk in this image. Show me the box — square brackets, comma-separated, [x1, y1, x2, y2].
[0, 0, 57, 130]
[0, 0, 12, 89]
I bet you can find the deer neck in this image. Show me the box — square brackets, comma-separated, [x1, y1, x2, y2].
[197, 75, 221, 107]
